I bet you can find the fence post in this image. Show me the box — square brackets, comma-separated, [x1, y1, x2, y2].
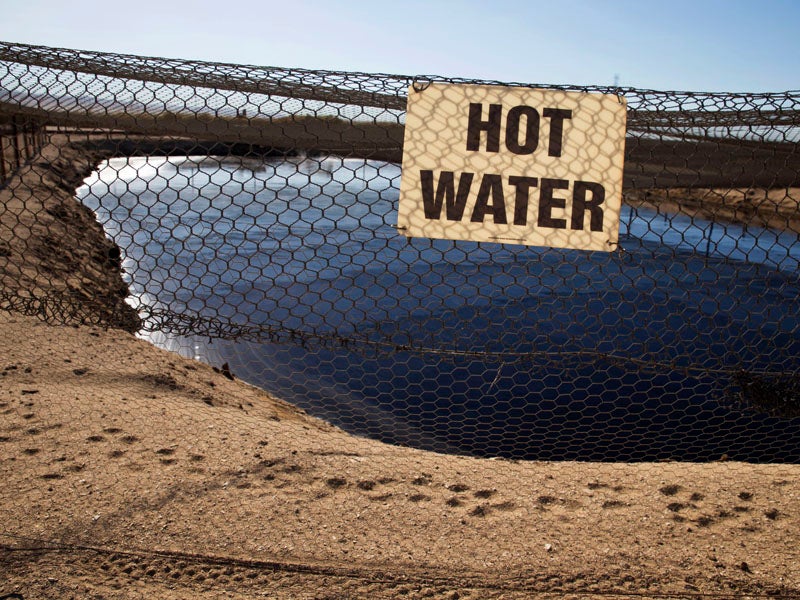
[25, 121, 34, 160]
[10, 116, 21, 171]
[0, 134, 6, 185]
[0, 133, 6, 185]
[23, 121, 29, 161]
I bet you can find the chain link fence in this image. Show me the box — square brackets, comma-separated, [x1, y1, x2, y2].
[1, 41, 799, 463]
[2, 40, 800, 598]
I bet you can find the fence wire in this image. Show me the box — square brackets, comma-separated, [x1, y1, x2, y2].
[1, 41, 800, 463]
[2, 40, 800, 600]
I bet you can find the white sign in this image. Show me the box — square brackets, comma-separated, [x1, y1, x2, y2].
[398, 83, 627, 251]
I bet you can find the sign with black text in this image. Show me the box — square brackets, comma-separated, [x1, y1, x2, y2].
[398, 83, 627, 251]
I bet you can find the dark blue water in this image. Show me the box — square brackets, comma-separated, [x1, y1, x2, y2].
[78, 155, 800, 462]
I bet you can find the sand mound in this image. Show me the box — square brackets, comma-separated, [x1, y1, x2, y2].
[1, 134, 798, 598]
[1, 311, 798, 598]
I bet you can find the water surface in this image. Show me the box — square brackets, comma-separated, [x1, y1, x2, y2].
[78, 155, 800, 461]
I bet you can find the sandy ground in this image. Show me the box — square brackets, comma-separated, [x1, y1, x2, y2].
[0, 311, 798, 599]
[0, 135, 138, 331]
[1, 134, 799, 598]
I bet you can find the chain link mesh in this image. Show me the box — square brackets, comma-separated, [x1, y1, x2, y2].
[1, 40, 800, 598]
[2, 41, 799, 462]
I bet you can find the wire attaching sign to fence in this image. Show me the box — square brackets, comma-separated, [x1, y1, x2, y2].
[398, 83, 627, 250]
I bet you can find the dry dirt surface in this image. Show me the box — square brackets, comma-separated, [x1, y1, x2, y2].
[1, 133, 799, 598]
[0, 311, 798, 599]
[0, 134, 138, 331]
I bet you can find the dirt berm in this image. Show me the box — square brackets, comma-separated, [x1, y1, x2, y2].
[0, 135, 798, 599]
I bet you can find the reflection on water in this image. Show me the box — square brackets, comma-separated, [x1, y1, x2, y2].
[77, 156, 800, 462]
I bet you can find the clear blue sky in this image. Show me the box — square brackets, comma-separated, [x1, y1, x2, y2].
[0, 0, 798, 92]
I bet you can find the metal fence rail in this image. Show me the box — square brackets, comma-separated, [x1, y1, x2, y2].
[0, 40, 799, 462]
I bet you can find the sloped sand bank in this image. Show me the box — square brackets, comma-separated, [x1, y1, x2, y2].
[1, 134, 798, 598]
[1, 312, 798, 598]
